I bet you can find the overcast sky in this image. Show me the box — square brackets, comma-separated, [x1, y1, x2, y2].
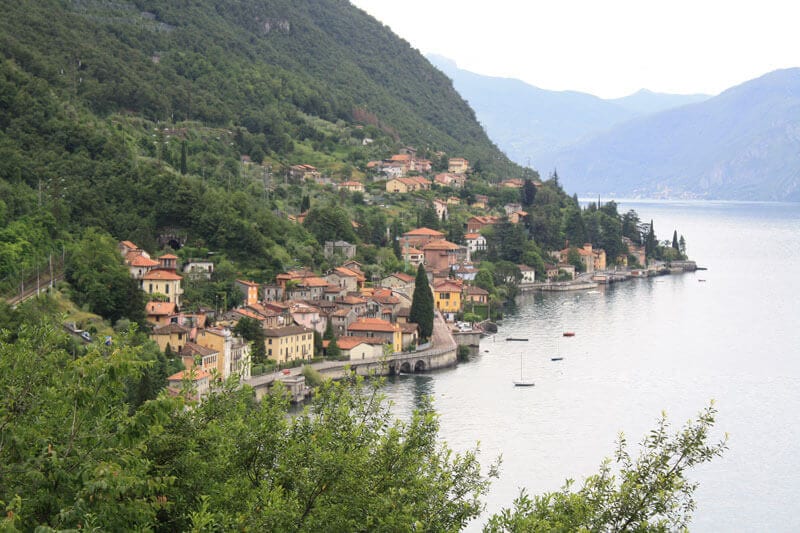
[351, 0, 800, 99]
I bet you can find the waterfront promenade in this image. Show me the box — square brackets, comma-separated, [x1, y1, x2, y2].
[245, 311, 458, 398]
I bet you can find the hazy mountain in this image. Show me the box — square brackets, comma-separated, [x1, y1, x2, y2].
[610, 89, 710, 115]
[427, 54, 708, 169]
[546, 68, 800, 201]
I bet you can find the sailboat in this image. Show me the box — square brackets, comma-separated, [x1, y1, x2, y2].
[513, 351, 535, 387]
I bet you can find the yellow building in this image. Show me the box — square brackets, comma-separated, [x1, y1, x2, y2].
[263, 325, 315, 364]
[433, 280, 463, 315]
[150, 323, 190, 354]
[142, 269, 184, 307]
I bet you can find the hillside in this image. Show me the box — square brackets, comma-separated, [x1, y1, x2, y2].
[546, 68, 800, 201]
[0, 0, 522, 293]
[427, 54, 707, 169]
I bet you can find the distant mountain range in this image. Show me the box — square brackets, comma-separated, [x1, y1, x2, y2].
[427, 54, 709, 169]
[430, 55, 800, 201]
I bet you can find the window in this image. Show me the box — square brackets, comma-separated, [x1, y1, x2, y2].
[149, 284, 153, 293]
[165, 284, 169, 294]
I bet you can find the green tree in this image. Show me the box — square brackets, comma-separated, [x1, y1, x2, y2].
[521, 178, 537, 207]
[65, 229, 145, 325]
[327, 336, 342, 359]
[645, 220, 657, 258]
[485, 404, 727, 532]
[233, 316, 267, 364]
[672, 229, 680, 250]
[474, 269, 496, 294]
[409, 264, 434, 341]
[323, 318, 335, 341]
[418, 203, 440, 230]
[180, 140, 188, 175]
[567, 247, 585, 273]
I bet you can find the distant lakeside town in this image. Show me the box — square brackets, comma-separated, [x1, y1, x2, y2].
[109, 149, 694, 401]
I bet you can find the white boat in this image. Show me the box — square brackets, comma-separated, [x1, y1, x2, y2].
[513, 352, 535, 387]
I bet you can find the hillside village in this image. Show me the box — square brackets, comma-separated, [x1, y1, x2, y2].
[116, 145, 678, 401]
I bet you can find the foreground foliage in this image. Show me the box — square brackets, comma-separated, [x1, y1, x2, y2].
[0, 310, 724, 531]
[484, 405, 727, 532]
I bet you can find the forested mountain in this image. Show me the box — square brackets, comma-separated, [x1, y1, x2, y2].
[0, 0, 520, 293]
[546, 69, 800, 201]
[427, 54, 707, 168]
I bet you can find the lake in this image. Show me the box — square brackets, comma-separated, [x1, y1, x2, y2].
[383, 200, 800, 531]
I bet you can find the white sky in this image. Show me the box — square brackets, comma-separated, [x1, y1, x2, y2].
[350, 0, 800, 98]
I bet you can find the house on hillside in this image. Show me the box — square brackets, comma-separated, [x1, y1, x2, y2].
[448, 157, 469, 174]
[324, 240, 357, 259]
[235, 279, 260, 306]
[433, 280, 463, 319]
[347, 318, 402, 353]
[402, 227, 445, 248]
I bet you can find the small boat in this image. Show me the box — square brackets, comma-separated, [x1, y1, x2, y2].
[698, 279, 706, 282]
[551, 357, 564, 362]
[562, 332, 575, 337]
[506, 337, 529, 341]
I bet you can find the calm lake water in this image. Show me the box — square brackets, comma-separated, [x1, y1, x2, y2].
[383, 200, 800, 532]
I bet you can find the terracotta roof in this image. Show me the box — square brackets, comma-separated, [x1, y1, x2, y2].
[168, 369, 211, 382]
[152, 323, 190, 335]
[465, 285, 489, 295]
[332, 308, 354, 317]
[143, 269, 183, 281]
[330, 336, 386, 350]
[300, 277, 329, 288]
[333, 266, 365, 281]
[234, 308, 265, 321]
[422, 240, 460, 251]
[180, 342, 218, 357]
[341, 295, 367, 305]
[464, 233, 483, 240]
[403, 227, 444, 237]
[130, 255, 160, 267]
[236, 279, 260, 287]
[159, 253, 178, 260]
[434, 281, 462, 293]
[348, 318, 397, 333]
[387, 272, 414, 283]
[146, 301, 176, 315]
[120, 240, 138, 249]
[402, 246, 424, 255]
[325, 284, 344, 293]
[400, 323, 418, 333]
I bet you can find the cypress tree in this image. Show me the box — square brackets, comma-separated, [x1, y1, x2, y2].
[180, 141, 188, 175]
[672, 230, 680, 250]
[521, 178, 537, 207]
[409, 264, 434, 341]
[323, 319, 335, 341]
[327, 336, 341, 359]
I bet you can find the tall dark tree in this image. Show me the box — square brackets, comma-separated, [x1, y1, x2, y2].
[521, 178, 537, 207]
[180, 141, 188, 175]
[323, 319, 335, 341]
[409, 264, 434, 341]
[645, 220, 657, 258]
[418, 203, 440, 230]
[672, 230, 680, 250]
[679, 235, 687, 256]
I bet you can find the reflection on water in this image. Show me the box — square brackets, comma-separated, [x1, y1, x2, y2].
[383, 201, 800, 532]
